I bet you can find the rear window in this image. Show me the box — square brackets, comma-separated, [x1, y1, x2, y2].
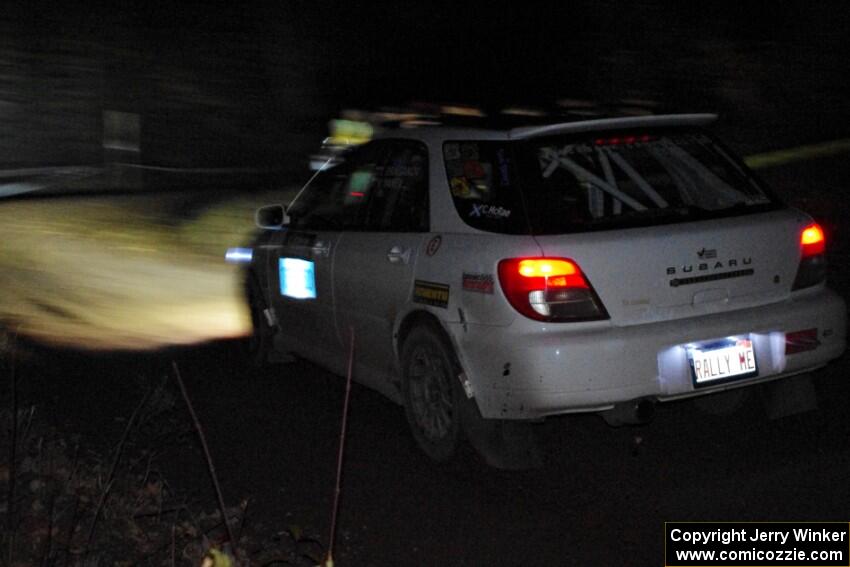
[443, 129, 780, 234]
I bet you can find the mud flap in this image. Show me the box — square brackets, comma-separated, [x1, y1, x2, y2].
[761, 373, 818, 420]
[459, 395, 543, 470]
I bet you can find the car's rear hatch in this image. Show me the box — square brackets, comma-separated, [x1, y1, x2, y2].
[533, 209, 805, 326]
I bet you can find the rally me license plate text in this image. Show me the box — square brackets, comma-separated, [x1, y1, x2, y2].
[687, 336, 758, 387]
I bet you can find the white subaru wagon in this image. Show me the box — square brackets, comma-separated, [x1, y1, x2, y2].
[244, 114, 846, 466]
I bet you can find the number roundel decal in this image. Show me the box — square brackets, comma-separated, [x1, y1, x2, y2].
[426, 235, 442, 257]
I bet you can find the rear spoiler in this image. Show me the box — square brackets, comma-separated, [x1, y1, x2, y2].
[509, 113, 718, 140]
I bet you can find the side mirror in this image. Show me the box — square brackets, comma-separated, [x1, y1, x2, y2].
[255, 204, 290, 230]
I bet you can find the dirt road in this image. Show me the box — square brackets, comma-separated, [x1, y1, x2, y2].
[0, 193, 266, 349]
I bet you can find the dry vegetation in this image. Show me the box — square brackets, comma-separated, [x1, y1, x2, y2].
[1, 351, 327, 566]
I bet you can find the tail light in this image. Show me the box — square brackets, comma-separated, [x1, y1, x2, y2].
[792, 222, 827, 290]
[497, 257, 609, 322]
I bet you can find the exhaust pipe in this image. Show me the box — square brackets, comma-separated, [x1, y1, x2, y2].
[600, 398, 656, 427]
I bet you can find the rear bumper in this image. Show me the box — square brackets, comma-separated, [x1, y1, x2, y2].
[452, 287, 846, 419]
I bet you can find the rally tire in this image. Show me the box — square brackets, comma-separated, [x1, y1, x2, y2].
[400, 325, 464, 462]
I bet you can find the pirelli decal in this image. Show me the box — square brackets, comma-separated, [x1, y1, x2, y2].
[413, 280, 450, 308]
[462, 272, 494, 294]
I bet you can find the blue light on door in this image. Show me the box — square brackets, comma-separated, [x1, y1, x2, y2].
[279, 258, 317, 299]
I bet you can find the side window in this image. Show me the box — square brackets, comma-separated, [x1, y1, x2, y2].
[288, 143, 385, 230]
[362, 141, 429, 232]
[443, 141, 527, 234]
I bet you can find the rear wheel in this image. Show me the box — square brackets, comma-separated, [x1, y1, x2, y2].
[400, 323, 542, 469]
[400, 325, 463, 461]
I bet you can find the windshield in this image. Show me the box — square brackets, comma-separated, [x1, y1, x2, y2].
[444, 128, 779, 234]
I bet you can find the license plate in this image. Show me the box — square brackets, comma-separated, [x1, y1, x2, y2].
[687, 336, 758, 387]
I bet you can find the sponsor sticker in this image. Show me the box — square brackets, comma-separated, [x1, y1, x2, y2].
[451, 177, 473, 198]
[469, 203, 511, 219]
[462, 272, 494, 294]
[425, 235, 442, 257]
[413, 280, 450, 308]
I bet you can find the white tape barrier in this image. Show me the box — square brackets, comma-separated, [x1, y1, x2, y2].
[0, 166, 102, 197]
